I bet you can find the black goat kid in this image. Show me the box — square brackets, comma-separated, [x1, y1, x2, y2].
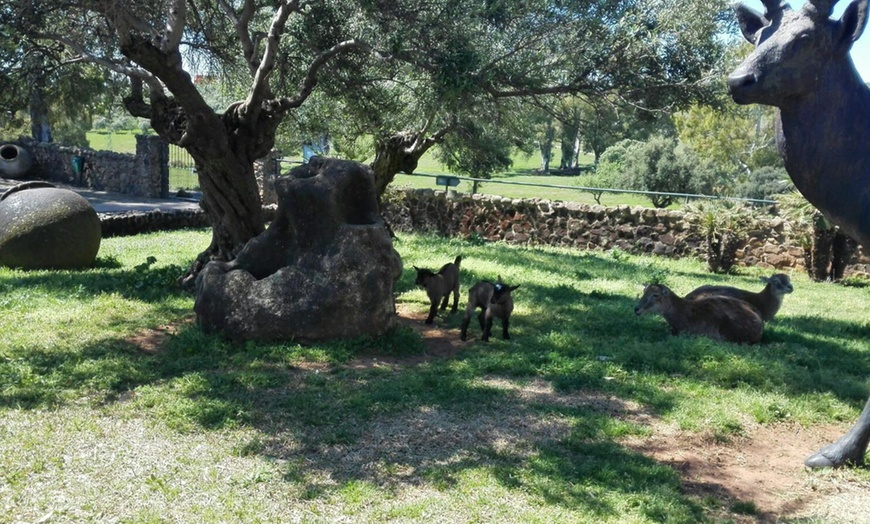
[460, 277, 520, 342]
[414, 256, 462, 324]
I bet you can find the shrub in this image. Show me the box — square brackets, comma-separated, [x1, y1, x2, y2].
[685, 200, 752, 273]
[734, 166, 791, 200]
[621, 135, 718, 208]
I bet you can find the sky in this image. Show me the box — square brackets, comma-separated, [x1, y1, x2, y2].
[741, 0, 870, 82]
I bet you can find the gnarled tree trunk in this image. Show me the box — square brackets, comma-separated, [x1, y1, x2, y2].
[371, 124, 454, 205]
[371, 132, 427, 201]
[181, 155, 266, 285]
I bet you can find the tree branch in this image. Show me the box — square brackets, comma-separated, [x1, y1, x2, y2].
[122, 76, 153, 118]
[34, 31, 165, 96]
[160, 0, 187, 54]
[217, 0, 259, 75]
[271, 39, 373, 114]
[242, 0, 302, 123]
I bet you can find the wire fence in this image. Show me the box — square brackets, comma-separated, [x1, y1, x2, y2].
[163, 150, 775, 208]
[401, 172, 777, 207]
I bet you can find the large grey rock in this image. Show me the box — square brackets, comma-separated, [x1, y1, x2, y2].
[195, 157, 402, 342]
[0, 182, 101, 269]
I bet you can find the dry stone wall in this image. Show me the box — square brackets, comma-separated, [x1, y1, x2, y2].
[12, 136, 168, 199]
[382, 189, 870, 277]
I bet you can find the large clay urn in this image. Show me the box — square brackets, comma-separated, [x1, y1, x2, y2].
[0, 182, 101, 270]
[0, 144, 34, 179]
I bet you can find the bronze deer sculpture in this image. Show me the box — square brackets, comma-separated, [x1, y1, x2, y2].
[728, 0, 870, 468]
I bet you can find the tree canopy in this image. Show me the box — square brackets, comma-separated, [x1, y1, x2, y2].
[3, 0, 734, 278]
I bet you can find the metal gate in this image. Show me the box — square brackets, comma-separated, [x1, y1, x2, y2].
[168, 144, 198, 190]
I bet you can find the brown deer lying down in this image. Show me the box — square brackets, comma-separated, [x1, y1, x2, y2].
[634, 284, 764, 344]
[684, 273, 793, 322]
[460, 276, 520, 342]
[414, 256, 462, 324]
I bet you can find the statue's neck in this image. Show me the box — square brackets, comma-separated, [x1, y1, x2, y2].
[776, 60, 870, 172]
[774, 58, 870, 247]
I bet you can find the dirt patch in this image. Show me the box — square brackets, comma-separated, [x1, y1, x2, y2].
[127, 316, 194, 353]
[395, 302, 468, 357]
[621, 420, 867, 523]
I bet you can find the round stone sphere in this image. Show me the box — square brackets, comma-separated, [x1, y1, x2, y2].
[0, 182, 101, 270]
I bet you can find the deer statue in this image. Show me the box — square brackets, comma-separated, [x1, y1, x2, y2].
[728, 0, 870, 468]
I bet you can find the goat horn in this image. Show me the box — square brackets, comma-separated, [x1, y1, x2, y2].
[807, 0, 837, 17]
[761, 0, 790, 22]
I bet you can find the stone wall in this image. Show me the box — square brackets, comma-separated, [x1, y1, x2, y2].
[98, 205, 278, 238]
[13, 136, 168, 199]
[382, 189, 870, 277]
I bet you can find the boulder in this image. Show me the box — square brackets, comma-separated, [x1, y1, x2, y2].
[0, 182, 101, 269]
[195, 157, 402, 343]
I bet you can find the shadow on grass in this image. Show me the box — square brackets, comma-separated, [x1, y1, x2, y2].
[0, 259, 190, 304]
[3, 233, 869, 521]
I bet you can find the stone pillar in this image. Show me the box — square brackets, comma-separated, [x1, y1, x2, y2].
[135, 135, 169, 198]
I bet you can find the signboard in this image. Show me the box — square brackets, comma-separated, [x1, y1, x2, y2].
[435, 175, 460, 187]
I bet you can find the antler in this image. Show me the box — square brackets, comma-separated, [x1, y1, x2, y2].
[806, 0, 837, 17]
[761, 0, 790, 22]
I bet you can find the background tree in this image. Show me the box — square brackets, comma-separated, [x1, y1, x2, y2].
[0, 34, 120, 146]
[621, 135, 718, 208]
[278, 0, 734, 200]
[733, 165, 791, 200]
[673, 42, 782, 195]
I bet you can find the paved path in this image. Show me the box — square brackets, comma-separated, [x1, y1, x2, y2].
[0, 177, 201, 214]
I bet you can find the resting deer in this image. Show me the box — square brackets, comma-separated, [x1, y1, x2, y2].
[634, 284, 764, 344]
[728, 0, 870, 467]
[414, 256, 462, 324]
[460, 276, 520, 342]
[684, 273, 794, 322]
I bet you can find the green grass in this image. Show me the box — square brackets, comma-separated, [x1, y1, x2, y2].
[85, 131, 654, 205]
[2, 229, 869, 522]
[86, 130, 139, 154]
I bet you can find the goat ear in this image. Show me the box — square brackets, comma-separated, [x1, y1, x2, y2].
[497, 275, 504, 283]
[836, 0, 870, 56]
[414, 266, 420, 271]
[760, 276, 770, 283]
[734, 4, 767, 45]
[510, 285, 520, 292]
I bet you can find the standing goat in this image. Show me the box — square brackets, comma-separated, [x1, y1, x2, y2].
[634, 284, 764, 344]
[728, 0, 870, 468]
[414, 256, 462, 324]
[460, 277, 520, 342]
[684, 273, 794, 322]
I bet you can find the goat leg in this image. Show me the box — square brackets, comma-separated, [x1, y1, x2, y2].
[502, 317, 510, 340]
[460, 315, 471, 341]
[805, 395, 870, 468]
[483, 316, 494, 342]
[439, 295, 449, 311]
[451, 291, 459, 314]
[426, 302, 438, 324]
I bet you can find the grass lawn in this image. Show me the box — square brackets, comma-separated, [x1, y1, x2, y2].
[2, 229, 869, 522]
[86, 130, 140, 154]
[86, 131, 656, 206]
